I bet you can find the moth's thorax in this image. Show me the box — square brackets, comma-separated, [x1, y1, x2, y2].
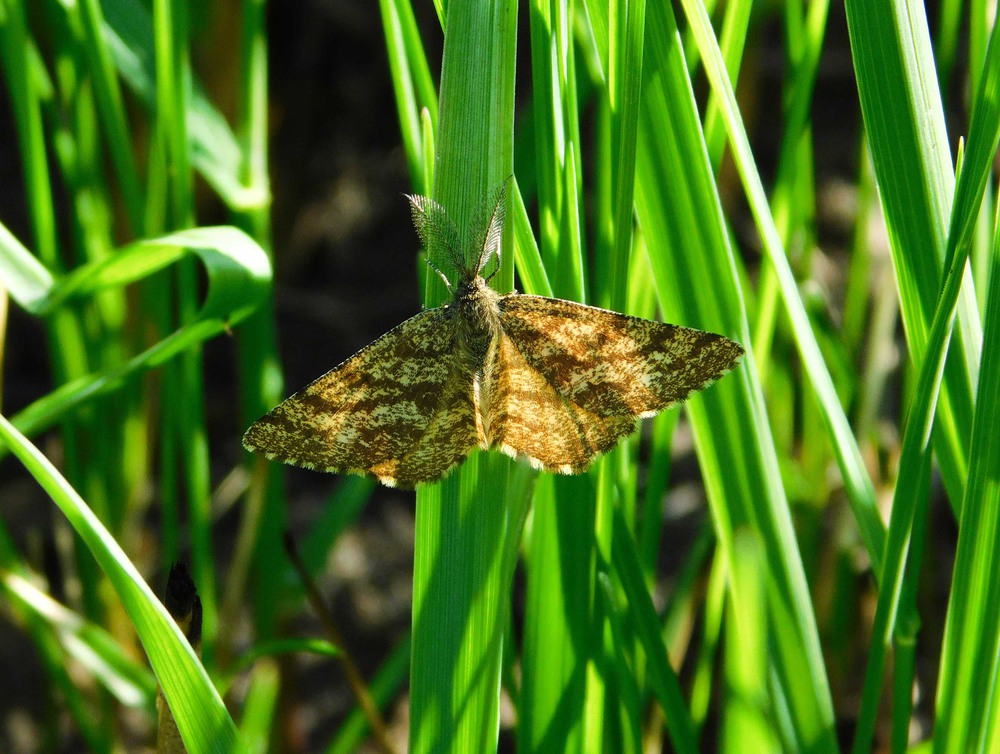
[453, 274, 502, 368]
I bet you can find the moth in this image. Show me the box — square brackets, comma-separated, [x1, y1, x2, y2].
[243, 184, 744, 488]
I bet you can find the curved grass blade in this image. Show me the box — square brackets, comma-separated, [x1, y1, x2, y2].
[0, 415, 247, 754]
[3, 226, 270, 445]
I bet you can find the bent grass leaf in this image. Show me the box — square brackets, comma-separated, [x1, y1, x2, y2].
[0, 416, 248, 754]
[0, 225, 271, 445]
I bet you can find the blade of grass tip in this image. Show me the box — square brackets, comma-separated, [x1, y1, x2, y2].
[0, 414, 247, 753]
[0, 219, 55, 313]
[509, 178, 553, 298]
[851, 20, 1000, 752]
[420, 108, 435, 196]
[408, 0, 520, 752]
[238, 657, 280, 754]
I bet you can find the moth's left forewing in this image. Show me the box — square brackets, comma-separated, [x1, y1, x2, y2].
[497, 295, 743, 418]
[243, 307, 480, 487]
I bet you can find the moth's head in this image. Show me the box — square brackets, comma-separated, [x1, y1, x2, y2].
[405, 179, 511, 290]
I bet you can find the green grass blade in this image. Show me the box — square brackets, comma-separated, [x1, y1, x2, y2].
[100, 0, 259, 210]
[677, 0, 885, 574]
[237, 659, 280, 754]
[76, 0, 146, 234]
[519, 475, 593, 754]
[408, 1, 522, 752]
[0, 1, 59, 266]
[850, 17, 1000, 751]
[612, 508, 698, 751]
[381, 0, 438, 193]
[0, 415, 248, 754]
[0, 219, 55, 313]
[635, 0, 838, 748]
[6, 227, 270, 442]
[864, 22, 1000, 753]
[1, 569, 157, 710]
[722, 531, 776, 752]
[845, 0, 981, 511]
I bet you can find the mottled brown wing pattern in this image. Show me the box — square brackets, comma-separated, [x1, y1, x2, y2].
[496, 295, 744, 421]
[481, 330, 638, 473]
[242, 308, 481, 487]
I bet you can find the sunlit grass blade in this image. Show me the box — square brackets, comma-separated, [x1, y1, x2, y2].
[845, 0, 980, 512]
[677, 0, 885, 573]
[238, 659, 280, 754]
[101, 0, 259, 210]
[408, 2, 522, 752]
[850, 15, 1000, 751]
[0, 218, 55, 312]
[518, 474, 593, 754]
[611, 508, 697, 751]
[865, 20, 1000, 753]
[635, 0, 838, 748]
[0, 415, 248, 753]
[380, 0, 438, 193]
[722, 531, 775, 752]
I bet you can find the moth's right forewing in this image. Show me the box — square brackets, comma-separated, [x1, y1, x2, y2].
[497, 295, 744, 418]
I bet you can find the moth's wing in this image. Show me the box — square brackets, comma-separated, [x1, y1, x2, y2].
[497, 295, 744, 418]
[481, 329, 638, 474]
[243, 307, 480, 487]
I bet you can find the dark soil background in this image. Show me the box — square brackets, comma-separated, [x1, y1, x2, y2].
[0, 0, 965, 751]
